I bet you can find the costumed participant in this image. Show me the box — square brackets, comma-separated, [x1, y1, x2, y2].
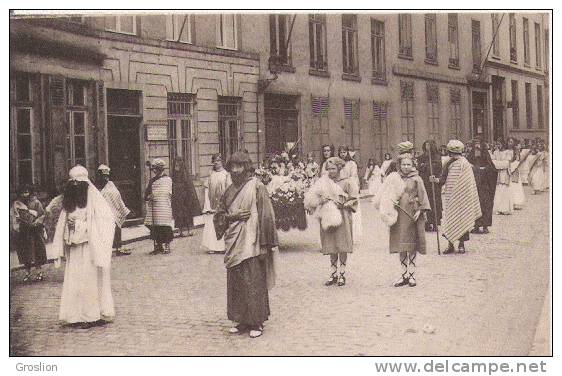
[304, 157, 358, 287]
[375, 153, 430, 287]
[491, 139, 514, 215]
[519, 139, 532, 184]
[53, 165, 115, 328]
[319, 144, 335, 176]
[467, 140, 498, 234]
[386, 141, 415, 176]
[305, 152, 320, 181]
[202, 154, 231, 254]
[430, 140, 481, 254]
[172, 159, 202, 237]
[380, 153, 393, 178]
[213, 152, 278, 339]
[364, 158, 382, 200]
[95, 165, 131, 256]
[10, 185, 47, 282]
[144, 159, 174, 255]
[509, 143, 526, 210]
[338, 146, 362, 244]
[417, 140, 443, 232]
[527, 144, 547, 194]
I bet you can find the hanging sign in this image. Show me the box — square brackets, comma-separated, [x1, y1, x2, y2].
[145, 123, 168, 141]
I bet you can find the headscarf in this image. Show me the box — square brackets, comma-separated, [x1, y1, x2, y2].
[396, 141, 414, 154]
[324, 156, 346, 171]
[97, 164, 111, 175]
[151, 158, 166, 169]
[447, 140, 464, 154]
[52, 165, 116, 268]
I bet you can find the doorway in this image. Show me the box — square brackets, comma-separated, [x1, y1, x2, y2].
[107, 116, 142, 218]
[472, 91, 489, 142]
[492, 76, 505, 142]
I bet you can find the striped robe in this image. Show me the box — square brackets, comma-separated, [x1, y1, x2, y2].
[441, 157, 482, 243]
[144, 175, 174, 227]
[100, 181, 130, 228]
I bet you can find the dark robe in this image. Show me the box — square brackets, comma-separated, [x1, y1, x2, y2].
[11, 198, 47, 269]
[417, 152, 443, 226]
[214, 177, 278, 327]
[467, 151, 498, 228]
[172, 160, 202, 229]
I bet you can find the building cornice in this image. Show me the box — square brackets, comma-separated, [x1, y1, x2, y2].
[484, 60, 546, 80]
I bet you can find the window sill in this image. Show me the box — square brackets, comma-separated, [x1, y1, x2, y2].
[424, 58, 438, 66]
[342, 73, 361, 82]
[398, 54, 414, 61]
[524, 63, 531, 68]
[105, 29, 137, 36]
[535, 66, 542, 72]
[309, 69, 330, 78]
[371, 77, 387, 86]
[166, 38, 193, 45]
[275, 64, 296, 73]
[510, 60, 518, 65]
[216, 45, 239, 51]
[491, 55, 501, 61]
[448, 64, 460, 70]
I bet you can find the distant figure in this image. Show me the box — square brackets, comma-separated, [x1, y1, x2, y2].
[305, 152, 320, 180]
[364, 158, 382, 200]
[202, 154, 231, 254]
[172, 159, 202, 237]
[319, 144, 335, 176]
[417, 140, 442, 232]
[214, 152, 278, 338]
[145, 159, 174, 255]
[527, 143, 547, 194]
[53, 165, 115, 328]
[10, 184, 47, 282]
[380, 153, 393, 177]
[491, 139, 514, 215]
[96, 164, 131, 256]
[509, 143, 526, 210]
[467, 140, 498, 234]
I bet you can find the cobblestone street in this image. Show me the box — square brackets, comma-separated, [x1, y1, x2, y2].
[10, 187, 550, 356]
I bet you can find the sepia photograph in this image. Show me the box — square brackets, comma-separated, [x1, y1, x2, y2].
[7, 7, 552, 362]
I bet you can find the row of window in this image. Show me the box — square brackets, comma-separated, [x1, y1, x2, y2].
[503, 13, 546, 69]
[511, 81, 544, 130]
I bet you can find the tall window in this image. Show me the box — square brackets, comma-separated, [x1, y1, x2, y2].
[511, 80, 519, 129]
[166, 15, 192, 43]
[425, 14, 438, 63]
[491, 14, 501, 56]
[523, 18, 530, 65]
[216, 14, 238, 50]
[342, 14, 359, 75]
[371, 19, 386, 82]
[509, 14, 517, 62]
[311, 97, 330, 157]
[400, 81, 415, 143]
[448, 14, 459, 68]
[105, 16, 136, 35]
[168, 93, 196, 174]
[449, 88, 462, 139]
[427, 83, 440, 141]
[544, 29, 549, 72]
[15, 73, 31, 102]
[343, 98, 360, 157]
[535, 22, 542, 68]
[398, 14, 412, 58]
[472, 20, 482, 73]
[537, 85, 544, 129]
[15, 107, 33, 185]
[218, 97, 240, 160]
[372, 101, 389, 163]
[525, 83, 532, 129]
[66, 80, 88, 168]
[309, 14, 328, 71]
[270, 15, 292, 66]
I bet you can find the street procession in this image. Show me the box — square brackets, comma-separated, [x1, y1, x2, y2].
[9, 11, 551, 356]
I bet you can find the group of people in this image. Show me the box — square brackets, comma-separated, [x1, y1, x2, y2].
[9, 135, 549, 338]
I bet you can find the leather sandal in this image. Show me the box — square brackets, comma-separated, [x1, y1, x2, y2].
[325, 273, 338, 286]
[337, 274, 346, 286]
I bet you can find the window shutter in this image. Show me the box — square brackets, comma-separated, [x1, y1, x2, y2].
[49, 76, 65, 106]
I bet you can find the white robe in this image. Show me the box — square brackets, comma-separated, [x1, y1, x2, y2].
[201, 170, 231, 252]
[492, 150, 514, 215]
[53, 183, 116, 324]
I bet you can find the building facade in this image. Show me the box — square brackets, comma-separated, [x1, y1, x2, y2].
[9, 12, 550, 218]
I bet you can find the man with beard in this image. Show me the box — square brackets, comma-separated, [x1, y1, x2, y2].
[96, 165, 131, 256]
[467, 140, 498, 234]
[214, 152, 279, 338]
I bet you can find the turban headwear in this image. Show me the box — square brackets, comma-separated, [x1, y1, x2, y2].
[396, 141, 414, 154]
[447, 140, 465, 154]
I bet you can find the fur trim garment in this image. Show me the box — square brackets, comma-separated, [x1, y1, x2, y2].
[374, 172, 406, 226]
[304, 175, 346, 230]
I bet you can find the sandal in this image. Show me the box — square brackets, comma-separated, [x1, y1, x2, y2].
[228, 324, 248, 334]
[23, 273, 32, 283]
[324, 273, 338, 286]
[408, 276, 417, 287]
[458, 244, 466, 254]
[337, 274, 346, 286]
[249, 326, 263, 338]
[443, 244, 455, 254]
[34, 272, 44, 281]
[393, 277, 409, 287]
